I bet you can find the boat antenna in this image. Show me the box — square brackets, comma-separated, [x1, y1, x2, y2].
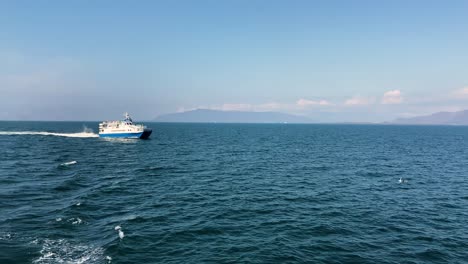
[124, 112, 132, 122]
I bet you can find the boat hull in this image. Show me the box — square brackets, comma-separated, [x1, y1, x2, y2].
[139, 129, 152, 139]
[99, 129, 152, 139]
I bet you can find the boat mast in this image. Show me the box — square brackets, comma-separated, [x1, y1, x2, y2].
[124, 112, 132, 122]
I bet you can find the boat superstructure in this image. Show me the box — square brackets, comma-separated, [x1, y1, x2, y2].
[99, 113, 152, 139]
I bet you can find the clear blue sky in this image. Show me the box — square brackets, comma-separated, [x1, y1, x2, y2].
[1, 0, 468, 121]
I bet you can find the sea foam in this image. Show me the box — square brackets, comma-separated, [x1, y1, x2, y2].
[60, 161, 77, 166]
[33, 239, 104, 264]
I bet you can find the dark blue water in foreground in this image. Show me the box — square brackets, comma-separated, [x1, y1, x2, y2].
[1, 122, 468, 263]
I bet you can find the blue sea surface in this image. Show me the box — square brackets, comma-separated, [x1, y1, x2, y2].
[1, 122, 468, 263]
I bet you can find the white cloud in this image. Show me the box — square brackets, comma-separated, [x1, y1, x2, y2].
[209, 102, 285, 112]
[184, 99, 332, 113]
[344, 96, 375, 106]
[381, 90, 403, 104]
[452, 87, 468, 99]
[218, 103, 252, 111]
[296, 98, 331, 107]
[176, 107, 197, 113]
[257, 102, 287, 111]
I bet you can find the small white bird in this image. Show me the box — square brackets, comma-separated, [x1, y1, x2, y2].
[115, 225, 124, 239]
[398, 178, 403, 184]
[106, 256, 112, 263]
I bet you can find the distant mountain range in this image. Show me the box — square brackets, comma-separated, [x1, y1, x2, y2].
[153, 108, 468, 125]
[154, 109, 313, 123]
[391, 109, 468, 125]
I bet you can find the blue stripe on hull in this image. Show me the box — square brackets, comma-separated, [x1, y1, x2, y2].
[99, 132, 143, 138]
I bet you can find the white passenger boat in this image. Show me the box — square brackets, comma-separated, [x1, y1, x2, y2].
[99, 113, 152, 139]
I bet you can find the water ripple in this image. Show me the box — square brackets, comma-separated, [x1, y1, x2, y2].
[1, 123, 468, 263]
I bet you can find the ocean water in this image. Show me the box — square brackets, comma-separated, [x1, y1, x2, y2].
[1, 122, 468, 264]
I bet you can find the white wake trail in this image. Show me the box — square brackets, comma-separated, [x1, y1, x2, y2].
[0, 131, 99, 138]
